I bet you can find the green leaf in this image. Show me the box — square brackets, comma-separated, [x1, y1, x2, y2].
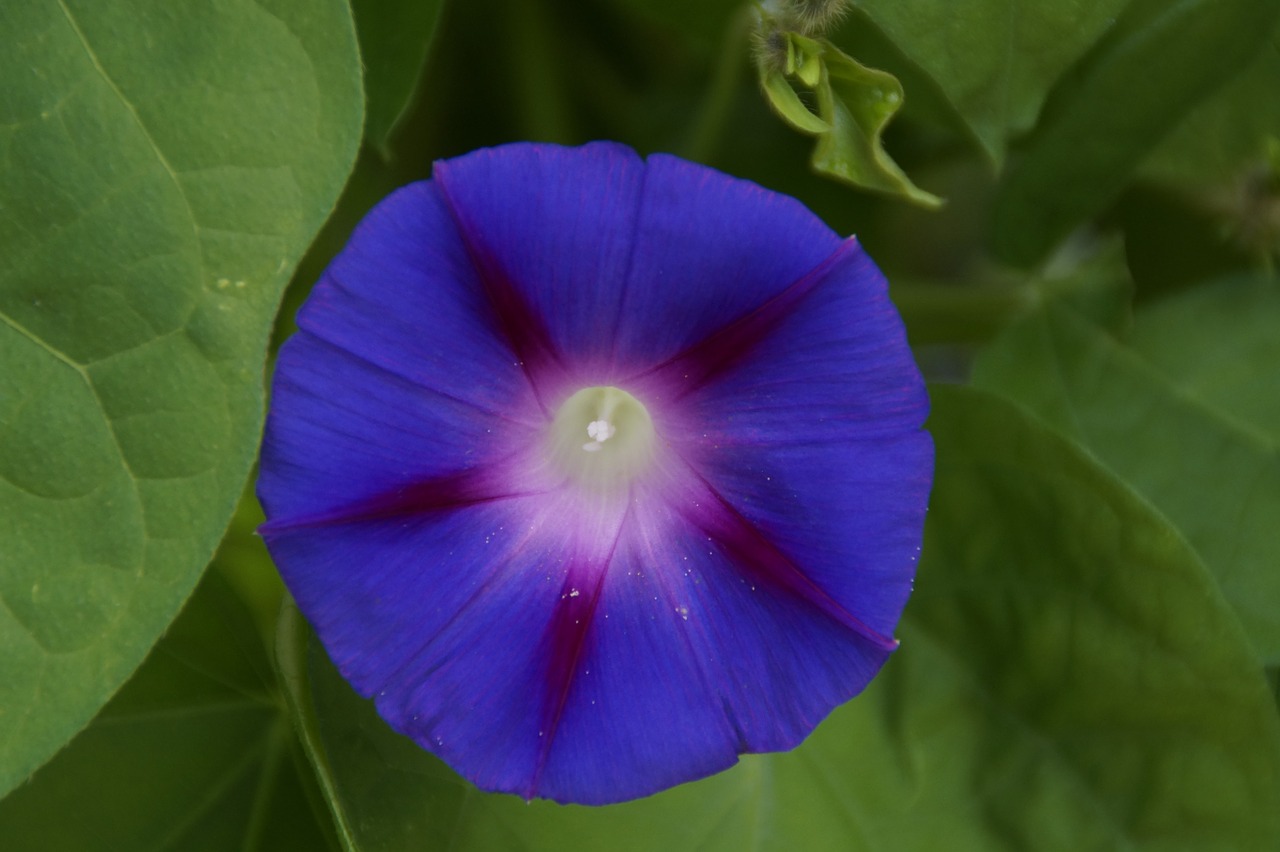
[786, 25, 823, 87]
[888, 235, 1131, 347]
[760, 68, 830, 134]
[350, 0, 446, 157]
[1114, 185, 1264, 299]
[0, 567, 339, 851]
[991, 0, 1280, 267]
[973, 296, 1280, 662]
[902, 385, 1280, 848]
[0, 0, 362, 795]
[852, 0, 1128, 165]
[1142, 20, 1280, 189]
[282, 387, 1280, 850]
[1129, 276, 1280, 442]
[813, 41, 942, 209]
[756, 33, 942, 208]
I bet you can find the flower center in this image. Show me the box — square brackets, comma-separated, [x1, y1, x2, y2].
[548, 386, 656, 491]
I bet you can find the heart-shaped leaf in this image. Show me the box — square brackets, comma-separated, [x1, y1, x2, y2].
[0, 0, 362, 794]
[974, 286, 1280, 661]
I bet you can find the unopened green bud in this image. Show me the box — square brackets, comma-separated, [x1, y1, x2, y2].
[780, 0, 851, 35]
[751, 22, 790, 74]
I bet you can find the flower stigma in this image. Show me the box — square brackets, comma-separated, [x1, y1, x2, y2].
[547, 385, 655, 492]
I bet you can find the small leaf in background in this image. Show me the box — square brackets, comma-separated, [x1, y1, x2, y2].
[279, 386, 1280, 851]
[1141, 19, 1280, 190]
[755, 29, 942, 208]
[1113, 184, 1264, 299]
[1128, 276, 1280, 441]
[991, 0, 1280, 268]
[851, 0, 1127, 165]
[886, 235, 1131, 347]
[972, 287, 1280, 663]
[0, 0, 362, 795]
[350, 0, 446, 158]
[759, 67, 830, 133]
[814, 41, 942, 209]
[0, 567, 337, 851]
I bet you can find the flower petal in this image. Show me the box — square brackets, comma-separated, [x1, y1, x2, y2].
[652, 238, 933, 635]
[613, 153, 844, 366]
[528, 479, 899, 803]
[432, 144, 843, 382]
[432, 142, 646, 389]
[265, 473, 899, 805]
[258, 181, 541, 522]
[263, 495, 565, 791]
[264, 485, 670, 802]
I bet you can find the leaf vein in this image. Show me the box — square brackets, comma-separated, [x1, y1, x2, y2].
[54, 0, 205, 276]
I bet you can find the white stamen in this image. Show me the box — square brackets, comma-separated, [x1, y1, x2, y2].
[586, 419, 616, 442]
[583, 418, 617, 452]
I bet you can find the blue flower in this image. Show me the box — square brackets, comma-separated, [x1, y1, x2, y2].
[258, 142, 932, 805]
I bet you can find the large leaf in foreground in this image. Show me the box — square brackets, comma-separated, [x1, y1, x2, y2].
[0, 0, 361, 794]
[973, 295, 1280, 662]
[281, 386, 1279, 850]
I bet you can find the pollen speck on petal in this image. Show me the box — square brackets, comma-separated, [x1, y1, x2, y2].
[258, 141, 933, 806]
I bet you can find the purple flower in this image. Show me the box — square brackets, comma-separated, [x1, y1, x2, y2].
[258, 142, 932, 805]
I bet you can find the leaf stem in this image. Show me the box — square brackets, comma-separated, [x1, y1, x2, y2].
[275, 600, 361, 852]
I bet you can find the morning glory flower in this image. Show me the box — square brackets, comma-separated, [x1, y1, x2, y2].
[258, 142, 932, 805]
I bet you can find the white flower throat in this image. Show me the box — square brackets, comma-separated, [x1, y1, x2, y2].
[548, 386, 655, 491]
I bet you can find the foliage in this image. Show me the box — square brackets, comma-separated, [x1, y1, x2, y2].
[0, 0, 361, 797]
[2, 0, 1279, 848]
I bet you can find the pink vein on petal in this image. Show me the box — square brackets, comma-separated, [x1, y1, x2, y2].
[627, 237, 865, 399]
[681, 467, 898, 652]
[294, 327, 543, 429]
[528, 499, 630, 797]
[433, 167, 570, 414]
[259, 464, 549, 534]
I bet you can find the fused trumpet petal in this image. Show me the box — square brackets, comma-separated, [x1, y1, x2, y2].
[258, 141, 932, 805]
